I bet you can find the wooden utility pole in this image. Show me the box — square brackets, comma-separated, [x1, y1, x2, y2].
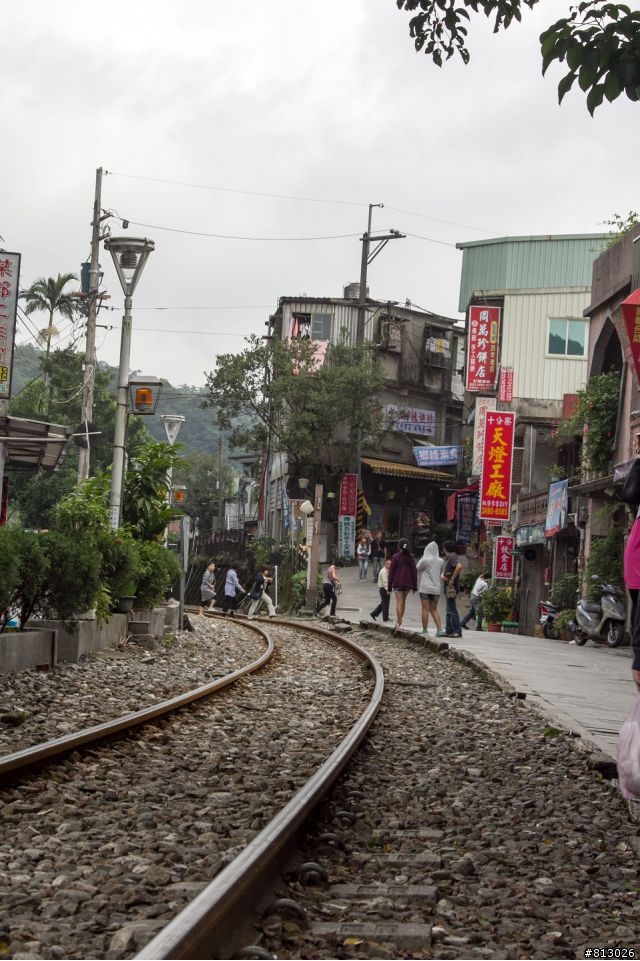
[217, 434, 225, 533]
[77, 167, 103, 482]
[305, 483, 324, 610]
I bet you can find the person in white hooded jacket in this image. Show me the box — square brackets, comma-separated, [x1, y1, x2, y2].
[416, 540, 445, 636]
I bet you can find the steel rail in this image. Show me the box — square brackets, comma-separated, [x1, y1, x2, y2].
[0, 619, 273, 782]
[136, 622, 384, 961]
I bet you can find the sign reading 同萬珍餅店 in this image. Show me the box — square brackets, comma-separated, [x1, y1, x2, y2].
[466, 305, 501, 393]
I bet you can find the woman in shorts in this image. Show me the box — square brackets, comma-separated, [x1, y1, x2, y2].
[416, 540, 445, 637]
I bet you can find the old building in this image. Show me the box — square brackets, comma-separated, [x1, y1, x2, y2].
[456, 233, 609, 634]
[263, 286, 464, 560]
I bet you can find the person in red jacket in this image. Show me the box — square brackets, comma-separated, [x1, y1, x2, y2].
[388, 538, 417, 632]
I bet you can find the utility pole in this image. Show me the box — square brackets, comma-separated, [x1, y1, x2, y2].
[217, 434, 225, 533]
[77, 167, 103, 482]
[356, 204, 405, 345]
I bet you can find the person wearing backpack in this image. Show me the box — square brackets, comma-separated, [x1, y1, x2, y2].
[247, 566, 276, 618]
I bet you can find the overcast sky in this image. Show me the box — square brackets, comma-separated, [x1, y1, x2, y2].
[4, 1, 639, 390]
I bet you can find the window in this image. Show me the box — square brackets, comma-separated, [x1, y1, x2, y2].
[548, 318, 587, 357]
[311, 313, 332, 341]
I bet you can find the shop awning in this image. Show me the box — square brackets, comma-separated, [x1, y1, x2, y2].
[361, 456, 453, 481]
[0, 415, 70, 471]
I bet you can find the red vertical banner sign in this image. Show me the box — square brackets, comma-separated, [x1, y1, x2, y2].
[338, 473, 358, 559]
[480, 411, 515, 522]
[466, 305, 501, 392]
[494, 534, 515, 579]
[621, 288, 640, 384]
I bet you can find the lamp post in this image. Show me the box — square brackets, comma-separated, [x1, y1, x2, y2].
[105, 236, 155, 529]
[161, 414, 185, 548]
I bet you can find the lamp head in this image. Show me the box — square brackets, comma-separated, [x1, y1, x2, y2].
[105, 236, 155, 296]
[300, 499, 314, 516]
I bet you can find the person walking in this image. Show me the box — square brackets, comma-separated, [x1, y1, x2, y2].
[370, 530, 387, 580]
[315, 561, 341, 617]
[200, 561, 217, 613]
[441, 540, 463, 637]
[356, 536, 371, 581]
[416, 540, 445, 636]
[461, 571, 489, 630]
[222, 565, 246, 616]
[247, 566, 276, 618]
[388, 538, 417, 632]
[370, 558, 392, 622]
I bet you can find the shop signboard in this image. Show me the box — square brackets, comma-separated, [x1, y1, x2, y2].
[479, 411, 515, 522]
[472, 397, 496, 474]
[494, 534, 515, 579]
[621, 288, 640, 384]
[0, 252, 21, 398]
[498, 366, 514, 402]
[385, 404, 436, 437]
[456, 491, 478, 544]
[338, 473, 358, 559]
[545, 479, 569, 538]
[466, 305, 501, 393]
[413, 445, 460, 467]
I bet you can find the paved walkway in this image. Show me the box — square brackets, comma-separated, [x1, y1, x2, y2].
[334, 561, 637, 761]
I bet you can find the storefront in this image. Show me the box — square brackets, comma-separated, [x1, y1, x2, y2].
[360, 456, 455, 555]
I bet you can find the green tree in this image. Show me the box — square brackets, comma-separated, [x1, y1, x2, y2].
[173, 450, 234, 535]
[396, 0, 640, 112]
[122, 440, 186, 540]
[19, 274, 79, 408]
[557, 370, 620, 475]
[204, 336, 385, 482]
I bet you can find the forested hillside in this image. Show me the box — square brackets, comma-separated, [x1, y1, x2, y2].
[11, 343, 221, 454]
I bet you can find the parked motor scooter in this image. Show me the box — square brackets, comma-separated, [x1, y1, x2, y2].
[569, 580, 626, 648]
[539, 599, 559, 639]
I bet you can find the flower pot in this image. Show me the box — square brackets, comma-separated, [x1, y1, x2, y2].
[113, 595, 136, 614]
[487, 623, 502, 633]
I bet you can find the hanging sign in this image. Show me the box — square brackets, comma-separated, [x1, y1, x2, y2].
[545, 479, 569, 538]
[621, 288, 640, 385]
[466, 305, 501, 393]
[479, 411, 515, 522]
[413, 445, 460, 467]
[385, 404, 436, 437]
[472, 397, 496, 474]
[338, 473, 357, 559]
[494, 534, 515, 579]
[498, 367, 514, 403]
[456, 491, 478, 544]
[0, 252, 21, 398]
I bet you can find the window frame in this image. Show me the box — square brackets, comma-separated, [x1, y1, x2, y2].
[546, 317, 587, 359]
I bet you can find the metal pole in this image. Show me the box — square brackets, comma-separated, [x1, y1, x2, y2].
[109, 294, 132, 529]
[305, 483, 324, 610]
[78, 166, 102, 482]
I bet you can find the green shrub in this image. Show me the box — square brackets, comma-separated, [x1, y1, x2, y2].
[585, 518, 623, 599]
[479, 585, 512, 624]
[97, 531, 140, 600]
[550, 573, 579, 610]
[135, 542, 181, 609]
[551, 609, 575, 639]
[460, 568, 481, 592]
[40, 532, 102, 620]
[0, 528, 22, 616]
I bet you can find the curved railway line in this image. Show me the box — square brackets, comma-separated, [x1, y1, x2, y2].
[1, 613, 383, 960]
[2, 614, 639, 960]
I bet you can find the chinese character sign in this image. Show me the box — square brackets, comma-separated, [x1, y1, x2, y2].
[413, 446, 460, 467]
[0, 253, 21, 398]
[472, 398, 496, 474]
[338, 474, 358, 559]
[498, 367, 514, 403]
[621, 288, 640, 385]
[456, 492, 478, 544]
[384, 404, 436, 438]
[466, 305, 501, 392]
[494, 535, 515, 579]
[480, 412, 515, 522]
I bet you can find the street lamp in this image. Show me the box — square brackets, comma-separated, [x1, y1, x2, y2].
[105, 236, 155, 529]
[161, 414, 185, 548]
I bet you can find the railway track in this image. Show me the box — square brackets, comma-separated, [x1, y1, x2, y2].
[1, 614, 382, 960]
[143, 626, 640, 960]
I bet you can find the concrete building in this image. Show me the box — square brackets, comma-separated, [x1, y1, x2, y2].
[456, 233, 609, 634]
[263, 286, 464, 560]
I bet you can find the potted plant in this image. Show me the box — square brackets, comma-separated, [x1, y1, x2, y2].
[97, 532, 141, 613]
[479, 585, 512, 631]
[552, 609, 575, 641]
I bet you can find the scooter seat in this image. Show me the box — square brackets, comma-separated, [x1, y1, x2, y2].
[581, 601, 601, 614]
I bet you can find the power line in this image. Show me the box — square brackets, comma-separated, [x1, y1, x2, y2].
[121, 218, 361, 242]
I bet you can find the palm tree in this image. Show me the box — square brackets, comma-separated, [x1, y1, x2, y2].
[19, 273, 78, 411]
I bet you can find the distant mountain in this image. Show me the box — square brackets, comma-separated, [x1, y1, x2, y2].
[11, 343, 222, 455]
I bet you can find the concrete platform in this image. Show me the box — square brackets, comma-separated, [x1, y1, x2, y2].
[334, 560, 637, 761]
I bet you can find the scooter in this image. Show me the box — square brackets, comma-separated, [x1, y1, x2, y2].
[539, 599, 559, 639]
[569, 582, 626, 648]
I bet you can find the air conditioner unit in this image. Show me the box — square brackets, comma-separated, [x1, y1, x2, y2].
[379, 317, 401, 352]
